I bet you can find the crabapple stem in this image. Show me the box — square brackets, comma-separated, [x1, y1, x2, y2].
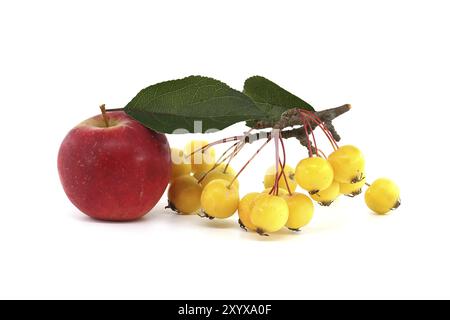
[316, 148, 327, 158]
[309, 121, 319, 156]
[223, 145, 239, 172]
[279, 135, 292, 195]
[301, 111, 338, 150]
[99, 104, 109, 127]
[220, 142, 241, 171]
[187, 136, 245, 158]
[197, 141, 240, 184]
[302, 111, 339, 150]
[228, 138, 272, 188]
[299, 112, 313, 157]
[273, 129, 280, 194]
[225, 142, 244, 173]
[197, 136, 248, 184]
[271, 135, 292, 196]
[280, 162, 291, 195]
[224, 129, 253, 172]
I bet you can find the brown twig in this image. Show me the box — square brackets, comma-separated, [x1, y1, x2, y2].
[242, 104, 351, 144]
[253, 104, 351, 129]
[324, 120, 341, 142]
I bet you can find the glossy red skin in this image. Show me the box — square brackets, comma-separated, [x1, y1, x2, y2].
[58, 111, 171, 221]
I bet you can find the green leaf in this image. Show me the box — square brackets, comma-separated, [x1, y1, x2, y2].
[243, 76, 315, 122]
[124, 76, 265, 133]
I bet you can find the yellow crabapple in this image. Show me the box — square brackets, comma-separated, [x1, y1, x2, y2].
[311, 181, 340, 206]
[283, 193, 314, 231]
[238, 192, 260, 231]
[295, 157, 334, 194]
[328, 145, 365, 184]
[200, 179, 239, 219]
[365, 178, 401, 215]
[340, 177, 366, 197]
[250, 194, 289, 235]
[263, 164, 297, 192]
[167, 175, 202, 214]
[170, 148, 191, 181]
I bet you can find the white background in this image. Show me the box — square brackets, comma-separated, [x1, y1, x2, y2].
[1, 0, 449, 300]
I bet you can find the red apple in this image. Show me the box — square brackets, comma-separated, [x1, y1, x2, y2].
[58, 111, 171, 221]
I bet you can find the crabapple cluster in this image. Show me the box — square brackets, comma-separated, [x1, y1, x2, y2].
[167, 140, 240, 218]
[292, 145, 400, 214]
[294, 145, 400, 215]
[167, 136, 401, 237]
[291, 146, 365, 206]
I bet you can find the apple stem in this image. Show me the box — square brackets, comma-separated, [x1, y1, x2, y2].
[99, 104, 109, 128]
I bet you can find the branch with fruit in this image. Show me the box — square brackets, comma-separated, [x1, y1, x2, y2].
[58, 75, 401, 236]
